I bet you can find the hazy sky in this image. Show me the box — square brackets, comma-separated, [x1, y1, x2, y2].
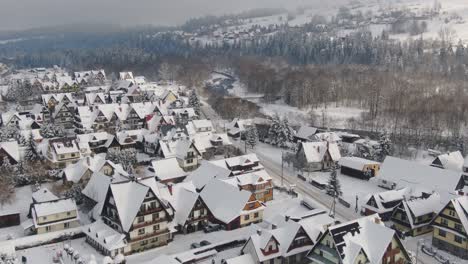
[0, 0, 345, 31]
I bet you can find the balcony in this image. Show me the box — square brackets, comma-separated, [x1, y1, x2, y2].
[132, 217, 166, 229]
[137, 207, 163, 216]
[129, 229, 170, 243]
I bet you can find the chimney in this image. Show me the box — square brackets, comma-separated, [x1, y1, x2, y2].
[257, 229, 262, 236]
[285, 215, 290, 222]
[168, 184, 173, 195]
[86, 156, 91, 166]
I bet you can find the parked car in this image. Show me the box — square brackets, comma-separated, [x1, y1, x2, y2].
[200, 240, 211, 247]
[203, 224, 222, 233]
[190, 243, 201, 249]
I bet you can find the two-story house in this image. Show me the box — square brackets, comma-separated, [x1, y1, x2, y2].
[85, 178, 175, 255]
[222, 169, 274, 202]
[28, 198, 80, 235]
[296, 142, 341, 172]
[391, 193, 442, 237]
[210, 154, 264, 175]
[46, 138, 81, 168]
[431, 196, 468, 259]
[361, 188, 410, 221]
[158, 140, 202, 171]
[307, 215, 411, 264]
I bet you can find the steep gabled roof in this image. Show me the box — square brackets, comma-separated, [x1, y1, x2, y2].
[110, 181, 149, 232]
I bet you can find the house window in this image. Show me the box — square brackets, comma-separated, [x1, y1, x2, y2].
[153, 224, 160, 231]
[150, 201, 157, 209]
[438, 229, 446, 237]
[151, 237, 158, 243]
[455, 223, 462, 231]
[449, 210, 455, 217]
[45, 226, 51, 232]
[441, 218, 448, 226]
[244, 215, 250, 221]
[454, 235, 463, 244]
[141, 240, 148, 246]
[67, 212, 71, 216]
[152, 213, 159, 220]
[138, 228, 145, 235]
[138, 216, 144, 223]
[187, 159, 193, 164]
[254, 212, 259, 218]
[64, 222, 70, 228]
[43, 217, 47, 221]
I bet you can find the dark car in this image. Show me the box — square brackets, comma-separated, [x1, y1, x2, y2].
[203, 224, 222, 233]
[190, 242, 201, 249]
[200, 240, 211, 247]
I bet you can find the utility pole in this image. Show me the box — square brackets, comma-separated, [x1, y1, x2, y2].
[281, 151, 284, 186]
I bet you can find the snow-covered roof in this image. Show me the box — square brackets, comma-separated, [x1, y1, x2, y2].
[51, 139, 79, 155]
[380, 156, 464, 199]
[300, 141, 341, 163]
[223, 169, 272, 187]
[186, 161, 232, 190]
[314, 132, 341, 143]
[151, 158, 187, 182]
[225, 254, 256, 264]
[295, 126, 318, 141]
[200, 179, 253, 224]
[84, 220, 127, 251]
[32, 188, 58, 203]
[402, 193, 442, 229]
[326, 215, 396, 264]
[119, 71, 134, 81]
[110, 180, 149, 232]
[192, 132, 231, 153]
[33, 198, 77, 217]
[0, 141, 20, 162]
[432, 151, 464, 171]
[191, 119, 214, 131]
[339, 157, 380, 171]
[174, 187, 199, 226]
[210, 153, 261, 172]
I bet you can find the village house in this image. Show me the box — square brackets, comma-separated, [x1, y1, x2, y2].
[338, 156, 380, 179]
[46, 137, 82, 168]
[85, 177, 175, 256]
[158, 182, 210, 234]
[210, 154, 263, 175]
[380, 156, 468, 198]
[431, 196, 468, 259]
[361, 188, 410, 221]
[158, 139, 202, 171]
[185, 161, 233, 192]
[119, 71, 134, 82]
[296, 142, 341, 172]
[294, 125, 319, 143]
[0, 141, 20, 165]
[200, 179, 265, 230]
[26, 194, 80, 235]
[76, 132, 115, 154]
[306, 214, 411, 264]
[431, 151, 464, 171]
[242, 199, 336, 264]
[148, 158, 188, 184]
[61, 155, 128, 185]
[222, 169, 274, 202]
[51, 101, 76, 129]
[391, 193, 442, 237]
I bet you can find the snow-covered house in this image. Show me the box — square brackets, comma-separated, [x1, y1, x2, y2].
[361, 188, 410, 221]
[158, 182, 210, 234]
[313, 132, 341, 143]
[61, 155, 127, 185]
[306, 215, 411, 264]
[46, 137, 81, 168]
[296, 142, 341, 171]
[76, 132, 115, 154]
[158, 139, 202, 171]
[200, 179, 265, 230]
[185, 161, 233, 191]
[431, 151, 464, 171]
[148, 158, 187, 184]
[187, 119, 214, 134]
[338, 156, 380, 179]
[170, 108, 197, 125]
[83, 92, 107, 106]
[391, 193, 442, 237]
[431, 196, 468, 259]
[209, 154, 263, 175]
[51, 101, 76, 129]
[0, 141, 20, 165]
[192, 132, 232, 159]
[86, 177, 175, 255]
[225, 254, 255, 264]
[222, 169, 274, 202]
[28, 197, 80, 235]
[226, 118, 254, 138]
[294, 126, 318, 142]
[119, 72, 134, 82]
[379, 156, 468, 200]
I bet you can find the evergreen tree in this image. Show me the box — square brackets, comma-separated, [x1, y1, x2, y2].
[188, 90, 201, 114]
[326, 168, 342, 218]
[378, 132, 393, 162]
[40, 122, 65, 138]
[25, 133, 41, 161]
[246, 126, 258, 149]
